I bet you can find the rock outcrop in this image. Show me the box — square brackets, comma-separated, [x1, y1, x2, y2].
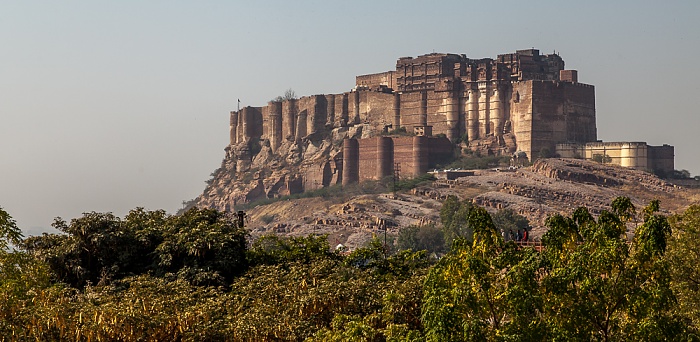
[192, 124, 374, 211]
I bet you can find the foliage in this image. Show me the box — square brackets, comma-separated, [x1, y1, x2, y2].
[444, 155, 510, 170]
[440, 195, 475, 248]
[592, 153, 613, 163]
[247, 234, 339, 266]
[539, 198, 688, 340]
[272, 88, 297, 102]
[236, 183, 375, 211]
[491, 208, 530, 239]
[538, 147, 555, 159]
[668, 204, 700, 331]
[2, 200, 698, 340]
[0, 206, 22, 250]
[22, 207, 247, 288]
[424, 197, 690, 341]
[382, 126, 411, 136]
[259, 213, 276, 224]
[423, 206, 544, 341]
[154, 207, 248, 286]
[22, 210, 161, 288]
[669, 169, 692, 179]
[390, 173, 436, 192]
[396, 224, 445, 255]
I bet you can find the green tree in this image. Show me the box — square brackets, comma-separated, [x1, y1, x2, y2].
[440, 195, 474, 249]
[0, 206, 22, 251]
[540, 198, 687, 341]
[0, 207, 53, 337]
[22, 212, 143, 287]
[247, 234, 339, 266]
[491, 208, 530, 240]
[155, 207, 248, 286]
[397, 224, 445, 254]
[668, 204, 700, 332]
[423, 206, 545, 341]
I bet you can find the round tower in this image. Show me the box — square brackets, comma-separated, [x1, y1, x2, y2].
[445, 94, 459, 142]
[467, 89, 479, 141]
[342, 138, 360, 186]
[241, 107, 250, 140]
[269, 101, 282, 152]
[229, 110, 238, 145]
[412, 136, 428, 176]
[478, 87, 490, 137]
[491, 88, 503, 135]
[296, 110, 307, 142]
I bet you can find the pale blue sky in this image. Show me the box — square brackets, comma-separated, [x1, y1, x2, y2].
[1, 1, 698, 234]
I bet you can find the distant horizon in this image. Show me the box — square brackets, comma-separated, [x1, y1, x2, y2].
[2, 1, 698, 235]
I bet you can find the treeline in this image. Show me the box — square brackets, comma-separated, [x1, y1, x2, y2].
[1, 197, 700, 341]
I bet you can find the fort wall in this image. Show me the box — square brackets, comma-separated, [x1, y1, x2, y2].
[226, 48, 673, 191]
[556, 142, 674, 174]
[356, 71, 396, 90]
[648, 144, 675, 174]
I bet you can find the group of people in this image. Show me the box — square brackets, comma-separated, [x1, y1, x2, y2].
[503, 229, 528, 242]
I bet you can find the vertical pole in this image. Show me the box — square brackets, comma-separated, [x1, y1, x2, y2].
[384, 226, 387, 258]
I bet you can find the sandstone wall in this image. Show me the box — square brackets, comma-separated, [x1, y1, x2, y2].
[393, 137, 416, 179]
[510, 82, 534, 157]
[356, 71, 396, 90]
[358, 138, 379, 181]
[358, 91, 394, 132]
[648, 145, 674, 174]
[529, 80, 596, 157]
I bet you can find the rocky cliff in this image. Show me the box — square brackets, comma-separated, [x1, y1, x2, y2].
[192, 124, 378, 212]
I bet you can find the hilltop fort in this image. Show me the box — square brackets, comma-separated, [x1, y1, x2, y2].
[196, 49, 674, 210]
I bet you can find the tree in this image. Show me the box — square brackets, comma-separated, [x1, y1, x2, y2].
[0, 207, 53, 337]
[397, 224, 445, 255]
[0, 207, 21, 251]
[155, 207, 248, 286]
[22, 207, 248, 288]
[423, 206, 544, 341]
[491, 208, 530, 240]
[22, 212, 137, 287]
[540, 198, 687, 340]
[592, 153, 612, 163]
[670, 169, 691, 179]
[439, 195, 474, 249]
[272, 88, 297, 102]
[667, 205, 700, 332]
[247, 234, 339, 266]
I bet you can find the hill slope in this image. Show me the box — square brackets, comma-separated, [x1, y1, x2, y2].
[220, 158, 697, 250]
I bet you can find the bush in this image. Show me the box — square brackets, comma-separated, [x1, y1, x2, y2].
[259, 214, 276, 224]
[444, 155, 510, 170]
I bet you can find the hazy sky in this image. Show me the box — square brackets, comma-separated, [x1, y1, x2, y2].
[2, 1, 699, 235]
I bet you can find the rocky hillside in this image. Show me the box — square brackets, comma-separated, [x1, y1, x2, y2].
[188, 110, 698, 251]
[193, 124, 379, 212]
[193, 154, 698, 250]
